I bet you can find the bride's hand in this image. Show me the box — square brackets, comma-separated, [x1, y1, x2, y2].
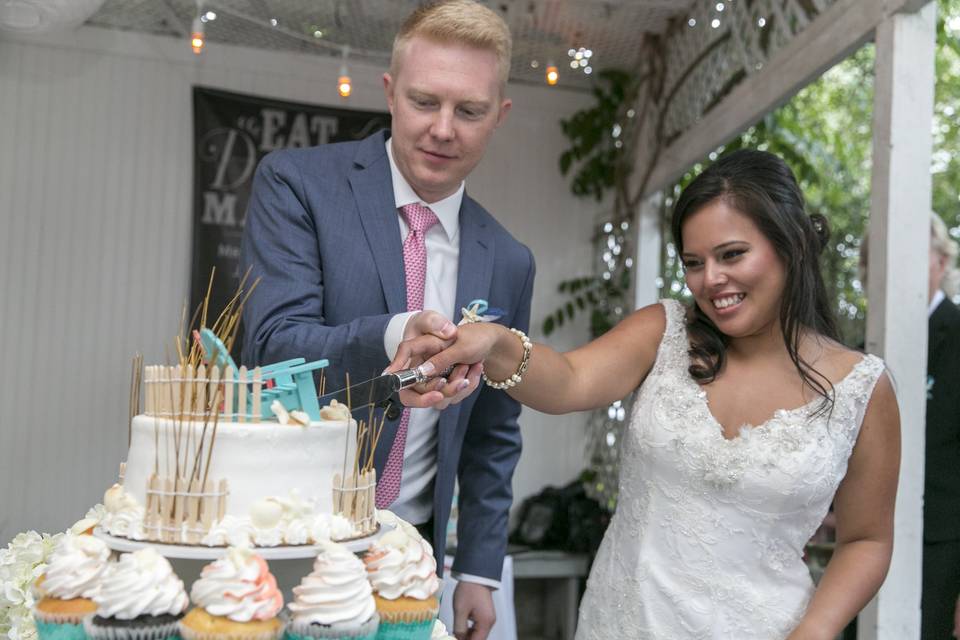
[386, 323, 502, 409]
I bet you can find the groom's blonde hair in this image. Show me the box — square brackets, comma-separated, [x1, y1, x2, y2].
[391, 0, 513, 92]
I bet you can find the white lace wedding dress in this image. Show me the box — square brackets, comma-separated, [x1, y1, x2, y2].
[576, 299, 886, 639]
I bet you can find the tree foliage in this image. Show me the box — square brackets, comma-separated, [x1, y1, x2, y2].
[554, 0, 960, 346]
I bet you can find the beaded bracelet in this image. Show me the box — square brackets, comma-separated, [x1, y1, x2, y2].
[482, 328, 533, 390]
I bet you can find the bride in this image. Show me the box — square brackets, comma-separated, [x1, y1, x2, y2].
[392, 149, 899, 639]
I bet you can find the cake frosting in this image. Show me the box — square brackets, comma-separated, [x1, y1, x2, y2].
[41, 534, 110, 600]
[93, 548, 189, 619]
[432, 620, 456, 639]
[288, 541, 376, 626]
[103, 414, 365, 546]
[363, 528, 440, 600]
[190, 547, 283, 622]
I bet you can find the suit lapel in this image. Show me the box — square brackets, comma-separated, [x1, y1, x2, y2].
[349, 133, 406, 314]
[437, 196, 495, 459]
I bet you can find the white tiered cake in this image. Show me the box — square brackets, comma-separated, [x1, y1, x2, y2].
[99, 327, 380, 549]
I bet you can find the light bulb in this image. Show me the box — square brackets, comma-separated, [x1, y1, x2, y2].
[191, 16, 204, 55]
[338, 74, 352, 98]
[337, 49, 351, 98]
[546, 65, 558, 86]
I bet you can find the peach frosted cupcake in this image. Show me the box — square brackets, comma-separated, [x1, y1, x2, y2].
[286, 541, 379, 639]
[180, 546, 284, 640]
[33, 533, 110, 639]
[84, 547, 189, 640]
[363, 528, 440, 640]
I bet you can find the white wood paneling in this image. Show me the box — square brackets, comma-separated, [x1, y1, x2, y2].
[860, 4, 937, 639]
[0, 26, 595, 544]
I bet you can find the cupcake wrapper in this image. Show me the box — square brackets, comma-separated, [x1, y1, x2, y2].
[286, 613, 378, 640]
[34, 619, 87, 640]
[373, 619, 434, 640]
[375, 606, 438, 625]
[84, 615, 181, 640]
[178, 619, 286, 640]
[34, 607, 90, 625]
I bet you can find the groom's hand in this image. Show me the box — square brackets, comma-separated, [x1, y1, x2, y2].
[453, 582, 496, 640]
[387, 310, 481, 409]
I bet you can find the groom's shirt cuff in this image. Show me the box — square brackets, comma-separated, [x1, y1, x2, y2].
[451, 571, 501, 591]
[384, 312, 416, 360]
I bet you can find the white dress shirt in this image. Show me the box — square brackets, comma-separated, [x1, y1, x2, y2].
[381, 140, 500, 590]
[383, 138, 461, 526]
[930, 288, 945, 317]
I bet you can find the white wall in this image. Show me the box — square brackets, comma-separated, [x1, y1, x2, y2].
[0, 26, 596, 543]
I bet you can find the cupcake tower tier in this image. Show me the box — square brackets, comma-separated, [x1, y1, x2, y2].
[92, 521, 393, 560]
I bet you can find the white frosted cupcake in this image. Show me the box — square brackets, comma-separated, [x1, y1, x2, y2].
[430, 620, 455, 640]
[180, 546, 284, 640]
[363, 527, 440, 640]
[33, 533, 111, 639]
[286, 541, 379, 639]
[84, 547, 189, 640]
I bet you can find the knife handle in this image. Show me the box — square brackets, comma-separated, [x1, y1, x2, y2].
[395, 365, 456, 390]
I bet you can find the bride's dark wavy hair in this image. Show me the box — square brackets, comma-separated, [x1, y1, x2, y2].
[670, 149, 840, 411]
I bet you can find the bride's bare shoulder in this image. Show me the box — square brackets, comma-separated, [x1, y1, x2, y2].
[807, 336, 873, 382]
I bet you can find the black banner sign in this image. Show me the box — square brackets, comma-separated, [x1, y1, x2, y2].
[191, 86, 389, 357]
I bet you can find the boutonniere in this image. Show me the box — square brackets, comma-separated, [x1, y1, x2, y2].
[927, 374, 935, 400]
[459, 299, 505, 325]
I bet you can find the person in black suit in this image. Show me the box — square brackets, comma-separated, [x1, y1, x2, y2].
[922, 212, 960, 640]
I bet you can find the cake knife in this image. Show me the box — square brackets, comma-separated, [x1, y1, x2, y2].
[317, 365, 452, 418]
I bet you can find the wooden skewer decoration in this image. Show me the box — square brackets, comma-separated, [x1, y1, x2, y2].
[238, 366, 248, 423]
[252, 368, 262, 424]
[137, 270, 260, 542]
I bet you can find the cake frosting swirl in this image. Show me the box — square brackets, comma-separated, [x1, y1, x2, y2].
[363, 528, 440, 600]
[432, 619, 456, 639]
[287, 541, 376, 626]
[190, 546, 283, 622]
[93, 548, 189, 619]
[41, 534, 110, 599]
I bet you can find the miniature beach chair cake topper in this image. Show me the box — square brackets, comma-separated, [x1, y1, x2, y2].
[195, 328, 329, 422]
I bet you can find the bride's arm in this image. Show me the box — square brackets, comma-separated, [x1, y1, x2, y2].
[787, 372, 900, 640]
[392, 302, 667, 414]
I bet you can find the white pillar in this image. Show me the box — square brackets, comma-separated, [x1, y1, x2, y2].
[860, 2, 936, 639]
[633, 192, 663, 309]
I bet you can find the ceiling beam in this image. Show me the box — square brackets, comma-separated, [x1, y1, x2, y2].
[158, 0, 187, 38]
[644, 0, 928, 195]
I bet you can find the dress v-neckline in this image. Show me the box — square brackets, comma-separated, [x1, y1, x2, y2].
[695, 355, 873, 442]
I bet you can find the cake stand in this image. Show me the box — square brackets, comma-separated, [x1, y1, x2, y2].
[93, 523, 394, 598]
[92, 523, 392, 559]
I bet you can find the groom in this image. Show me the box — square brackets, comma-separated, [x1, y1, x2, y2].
[240, 1, 534, 637]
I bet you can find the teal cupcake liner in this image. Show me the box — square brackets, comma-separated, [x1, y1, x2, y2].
[284, 613, 378, 640]
[373, 619, 433, 640]
[35, 619, 88, 640]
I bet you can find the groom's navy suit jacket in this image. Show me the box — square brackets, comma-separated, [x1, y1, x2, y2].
[240, 130, 535, 580]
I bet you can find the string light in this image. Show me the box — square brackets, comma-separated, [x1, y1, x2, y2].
[545, 63, 559, 86]
[567, 47, 595, 76]
[337, 45, 352, 98]
[191, 1, 205, 55]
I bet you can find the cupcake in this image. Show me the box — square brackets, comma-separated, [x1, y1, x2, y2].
[286, 541, 378, 640]
[33, 533, 110, 639]
[430, 621, 455, 640]
[180, 546, 284, 640]
[363, 528, 440, 640]
[84, 547, 189, 640]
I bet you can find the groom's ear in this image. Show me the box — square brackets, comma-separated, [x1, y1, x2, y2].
[496, 98, 512, 128]
[383, 73, 396, 114]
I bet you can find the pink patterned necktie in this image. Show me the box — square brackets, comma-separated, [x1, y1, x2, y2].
[376, 203, 440, 508]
